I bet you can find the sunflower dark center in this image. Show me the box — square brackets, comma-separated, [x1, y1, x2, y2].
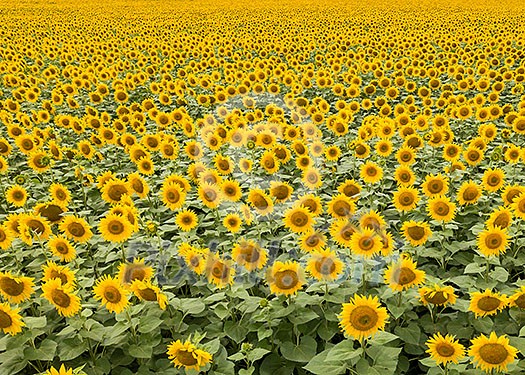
[349, 306, 378, 331]
[477, 296, 501, 311]
[435, 343, 455, 357]
[478, 344, 508, 365]
[274, 270, 299, 290]
[0, 277, 24, 296]
[51, 288, 71, 308]
[393, 267, 416, 285]
[104, 286, 122, 303]
[0, 310, 13, 328]
[176, 350, 198, 366]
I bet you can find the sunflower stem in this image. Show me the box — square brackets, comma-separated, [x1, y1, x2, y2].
[125, 308, 138, 344]
[443, 363, 448, 375]
[121, 242, 126, 262]
[484, 257, 490, 283]
[397, 291, 403, 307]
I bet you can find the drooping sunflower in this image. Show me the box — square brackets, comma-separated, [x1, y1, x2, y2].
[198, 183, 223, 209]
[401, 220, 432, 246]
[425, 333, 465, 366]
[127, 172, 149, 198]
[205, 254, 235, 288]
[167, 340, 212, 371]
[18, 214, 52, 245]
[477, 226, 508, 257]
[421, 174, 449, 197]
[247, 189, 274, 216]
[306, 248, 344, 281]
[175, 209, 198, 232]
[267, 260, 305, 296]
[360, 161, 383, 184]
[117, 258, 153, 286]
[59, 215, 93, 244]
[482, 168, 505, 192]
[130, 280, 168, 310]
[93, 275, 130, 314]
[384, 257, 425, 292]
[0, 302, 24, 335]
[469, 332, 518, 373]
[338, 294, 388, 341]
[42, 261, 76, 288]
[283, 205, 315, 234]
[393, 187, 420, 212]
[41, 279, 81, 317]
[350, 228, 383, 258]
[34, 202, 65, 224]
[419, 284, 457, 306]
[379, 231, 395, 256]
[469, 290, 508, 318]
[269, 181, 293, 203]
[427, 196, 456, 222]
[5, 184, 27, 207]
[99, 213, 133, 243]
[260, 150, 280, 174]
[232, 239, 268, 271]
[457, 181, 482, 205]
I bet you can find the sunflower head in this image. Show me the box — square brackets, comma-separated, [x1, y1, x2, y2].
[267, 260, 305, 296]
[469, 332, 519, 373]
[338, 294, 389, 341]
[167, 339, 212, 371]
[426, 332, 465, 365]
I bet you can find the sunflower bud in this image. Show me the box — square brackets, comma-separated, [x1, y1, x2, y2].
[259, 298, 268, 307]
[241, 343, 253, 352]
[247, 140, 255, 149]
[14, 175, 27, 185]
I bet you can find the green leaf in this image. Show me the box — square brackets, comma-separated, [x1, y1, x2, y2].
[246, 348, 270, 362]
[138, 316, 163, 334]
[326, 340, 362, 362]
[128, 344, 153, 358]
[180, 298, 206, 315]
[58, 338, 88, 361]
[260, 354, 295, 375]
[464, 263, 485, 274]
[224, 320, 248, 343]
[280, 336, 317, 363]
[490, 267, 509, 282]
[394, 323, 421, 345]
[23, 338, 57, 361]
[239, 368, 254, 375]
[368, 331, 399, 345]
[24, 316, 47, 329]
[228, 352, 246, 361]
[304, 350, 347, 375]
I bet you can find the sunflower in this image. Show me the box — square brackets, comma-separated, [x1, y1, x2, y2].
[5, 185, 27, 207]
[175, 209, 198, 232]
[482, 168, 505, 192]
[443, 143, 461, 162]
[179, 244, 207, 275]
[469, 332, 518, 373]
[393, 187, 420, 212]
[260, 150, 280, 174]
[232, 239, 268, 271]
[297, 194, 324, 216]
[0, 302, 24, 335]
[93, 275, 130, 314]
[214, 154, 234, 175]
[396, 146, 416, 165]
[384, 257, 425, 292]
[463, 146, 484, 166]
[350, 228, 382, 258]
[0, 271, 33, 304]
[221, 180, 242, 202]
[486, 207, 513, 230]
[130, 280, 168, 310]
[223, 213, 242, 233]
[117, 258, 153, 286]
[469, 290, 508, 318]
[127, 172, 149, 198]
[34, 202, 65, 224]
[338, 294, 388, 341]
[360, 161, 383, 184]
[27, 151, 52, 173]
[0, 226, 14, 250]
[47, 235, 76, 262]
[284, 205, 315, 233]
[269, 181, 293, 203]
[509, 286, 525, 309]
[161, 183, 186, 211]
[267, 260, 305, 295]
[425, 333, 465, 366]
[167, 340, 212, 371]
[42, 261, 76, 288]
[501, 184, 525, 206]
[427, 196, 456, 222]
[379, 231, 395, 256]
[99, 214, 133, 243]
[101, 178, 131, 204]
[375, 139, 393, 157]
[419, 284, 457, 306]
[205, 254, 235, 288]
[421, 174, 449, 197]
[247, 189, 273, 216]
[330, 219, 358, 248]
[512, 193, 525, 219]
[306, 248, 344, 281]
[41, 279, 81, 317]
[299, 231, 327, 253]
[394, 166, 416, 186]
[477, 226, 508, 257]
[198, 183, 223, 209]
[457, 181, 482, 205]
[359, 210, 386, 231]
[338, 179, 362, 199]
[401, 220, 432, 246]
[18, 214, 52, 245]
[302, 167, 323, 189]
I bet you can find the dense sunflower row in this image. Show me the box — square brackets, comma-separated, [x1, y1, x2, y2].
[1, 0, 525, 374]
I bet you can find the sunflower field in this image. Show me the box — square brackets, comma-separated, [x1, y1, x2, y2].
[1, 0, 525, 373]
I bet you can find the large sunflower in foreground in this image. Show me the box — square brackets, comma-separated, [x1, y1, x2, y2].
[469, 332, 518, 373]
[509, 286, 525, 309]
[0, 302, 24, 335]
[338, 294, 388, 341]
[167, 339, 212, 371]
[93, 275, 130, 314]
[425, 332, 465, 366]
